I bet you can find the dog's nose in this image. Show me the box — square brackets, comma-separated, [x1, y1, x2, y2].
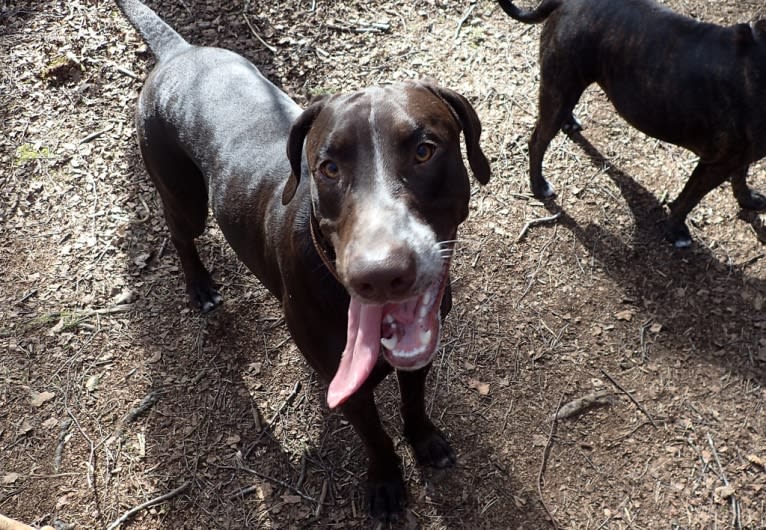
[347, 246, 417, 302]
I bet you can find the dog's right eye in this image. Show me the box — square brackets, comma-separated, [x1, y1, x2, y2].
[414, 143, 435, 163]
[319, 161, 340, 179]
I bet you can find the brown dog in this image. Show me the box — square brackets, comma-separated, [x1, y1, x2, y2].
[498, 0, 766, 247]
[116, 0, 491, 521]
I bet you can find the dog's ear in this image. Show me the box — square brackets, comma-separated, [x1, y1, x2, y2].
[283, 99, 326, 205]
[422, 83, 491, 185]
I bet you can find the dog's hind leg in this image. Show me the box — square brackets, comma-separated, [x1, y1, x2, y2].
[667, 160, 737, 248]
[529, 64, 587, 198]
[731, 165, 766, 211]
[139, 130, 222, 313]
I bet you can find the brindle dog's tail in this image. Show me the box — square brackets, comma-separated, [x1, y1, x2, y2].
[496, 0, 562, 23]
[115, 0, 189, 61]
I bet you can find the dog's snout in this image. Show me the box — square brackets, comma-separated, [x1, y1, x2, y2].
[347, 245, 417, 302]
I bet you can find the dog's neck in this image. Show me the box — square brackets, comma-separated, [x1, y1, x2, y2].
[309, 211, 341, 284]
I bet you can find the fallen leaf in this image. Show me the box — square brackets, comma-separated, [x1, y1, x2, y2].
[2, 473, 19, 485]
[649, 322, 663, 333]
[615, 309, 634, 321]
[30, 390, 55, 407]
[257, 484, 273, 500]
[56, 493, 72, 510]
[715, 485, 735, 501]
[282, 494, 302, 504]
[133, 252, 151, 268]
[19, 419, 33, 435]
[467, 378, 490, 395]
[85, 375, 100, 392]
[747, 454, 764, 467]
[225, 434, 241, 446]
[42, 417, 59, 430]
[147, 351, 162, 363]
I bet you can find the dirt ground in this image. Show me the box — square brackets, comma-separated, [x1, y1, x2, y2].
[2, 0, 766, 528]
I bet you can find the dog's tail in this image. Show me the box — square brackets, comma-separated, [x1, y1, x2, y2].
[115, 0, 189, 61]
[496, 0, 561, 23]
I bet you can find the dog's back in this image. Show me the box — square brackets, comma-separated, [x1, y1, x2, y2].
[117, 0, 303, 300]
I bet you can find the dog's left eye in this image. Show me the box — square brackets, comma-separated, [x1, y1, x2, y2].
[319, 160, 340, 179]
[414, 143, 435, 163]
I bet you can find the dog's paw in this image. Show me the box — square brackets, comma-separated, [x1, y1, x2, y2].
[409, 427, 456, 469]
[367, 476, 407, 522]
[531, 178, 556, 199]
[562, 114, 583, 133]
[736, 189, 766, 211]
[665, 222, 693, 249]
[188, 283, 223, 313]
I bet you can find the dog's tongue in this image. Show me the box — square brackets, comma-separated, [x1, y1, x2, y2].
[327, 298, 382, 409]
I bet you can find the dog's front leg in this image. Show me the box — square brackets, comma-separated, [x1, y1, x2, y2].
[398, 367, 456, 469]
[341, 391, 405, 522]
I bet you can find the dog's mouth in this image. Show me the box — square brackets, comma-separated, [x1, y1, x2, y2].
[326, 259, 449, 409]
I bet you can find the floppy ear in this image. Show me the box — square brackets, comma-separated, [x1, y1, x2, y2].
[283, 99, 326, 205]
[422, 83, 491, 185]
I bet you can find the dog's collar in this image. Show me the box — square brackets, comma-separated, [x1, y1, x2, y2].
[309, 212, 342, 284]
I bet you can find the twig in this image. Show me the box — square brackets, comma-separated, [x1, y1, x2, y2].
[16, 289, 37, 304]
[65, 406, 96, 491]
[109, 391, 160, 443]
[251, 404, 262, 432]
[314, 478, 329, 517]
[0, 514, 54, 530]
[737, 253, 764, 268]
[517, 212, 562, 242]
[53, 419, 73, 472]
[551, 390, 615, 421]
[124, 391, 160, 425]
[105, 481, 190, 530]
[228, 484, 259, 499]
[80, 303, 135, 317]
[79, 125, 113, 144]
[600, 369, 658, 428]
[235, 462, 316, 502]
[113, 64, 139, 79]
[265, 381, 301, 430]
[325, 22, 390, 34]
[707, 433, 742, 530]
[243, 13, 277, 53]
[296, 453, 308, 490]
[454, 3, 476, 40]
[516, 226, 559, 306]
[538, 383, 569, 529]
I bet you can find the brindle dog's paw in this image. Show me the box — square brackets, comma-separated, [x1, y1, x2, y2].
[409, 428, 456, 469]
[367, 476, 407, 522]
[665, 221, 693, 249]
[531, 177, 556, 200]
[736, 189, 766, 211]
[187, 281, 223, 313]
[562, 113, 583, 133]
